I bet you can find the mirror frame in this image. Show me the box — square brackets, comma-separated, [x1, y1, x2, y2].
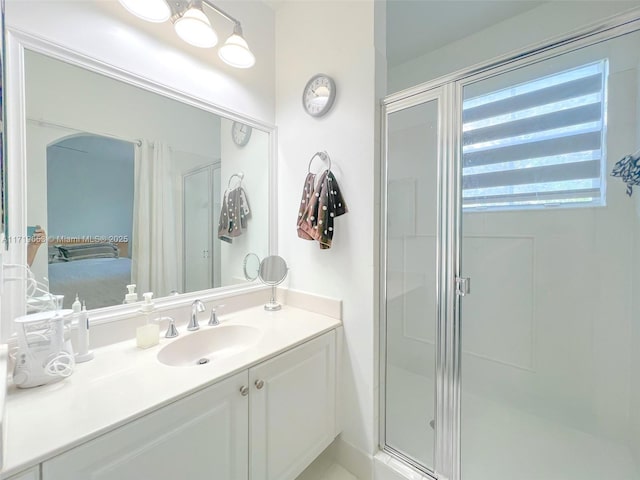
[2, 28, 278, 340]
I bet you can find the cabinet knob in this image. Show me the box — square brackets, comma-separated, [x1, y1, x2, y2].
[240, 386, 249, 396]
[255, 379, 265, 390]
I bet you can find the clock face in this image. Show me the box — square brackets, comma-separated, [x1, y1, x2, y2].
[302, 74, 336, 117]
[232, 121, 252, 147]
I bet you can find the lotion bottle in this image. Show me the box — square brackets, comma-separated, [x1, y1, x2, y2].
[136, 292, 159, 349]
[71, 294, 81, 315]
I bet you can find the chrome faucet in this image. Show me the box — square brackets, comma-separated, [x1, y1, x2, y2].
[188, 299, 206, 331]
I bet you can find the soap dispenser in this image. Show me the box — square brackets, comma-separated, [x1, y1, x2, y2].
[136, 292, 159, 349]
[124, 284, 138, 304]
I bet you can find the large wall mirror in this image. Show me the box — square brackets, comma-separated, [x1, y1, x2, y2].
[0, 0, 6, 243]
[22, 48, 272, 310]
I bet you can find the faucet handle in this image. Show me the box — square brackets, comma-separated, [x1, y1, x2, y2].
[208, 304, 225, 326]
[162, 317, 179, 338]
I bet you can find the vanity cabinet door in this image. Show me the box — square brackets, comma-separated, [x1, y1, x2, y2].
[249, 331, 336, 480]
[42, 371, 249, 480]
[6, 467, 40, 480]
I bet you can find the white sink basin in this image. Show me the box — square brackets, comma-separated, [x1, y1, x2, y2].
[157, 325, 262, 367]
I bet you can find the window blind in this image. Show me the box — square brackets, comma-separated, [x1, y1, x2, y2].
[462, 60, 607, 210]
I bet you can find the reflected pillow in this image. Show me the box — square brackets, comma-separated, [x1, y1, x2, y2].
[56, 242, 119, 261]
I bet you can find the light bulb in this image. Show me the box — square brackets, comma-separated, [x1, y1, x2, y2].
[218, 29, 255, 69]
[174, 7, 218, 48]
[118, 0, 171, 23]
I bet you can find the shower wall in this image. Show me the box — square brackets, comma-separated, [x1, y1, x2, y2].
[631, 65, 640, 471]
[633, 202, 640, 470]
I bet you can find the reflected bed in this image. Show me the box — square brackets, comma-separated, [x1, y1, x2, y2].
[47, 242, 131, 309]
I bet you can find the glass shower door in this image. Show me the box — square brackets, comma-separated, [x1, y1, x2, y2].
[459, 29, 640, 480]
[383, 91, 442, 473]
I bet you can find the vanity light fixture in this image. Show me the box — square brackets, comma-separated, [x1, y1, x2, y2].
[218, 24, 255, 69]
[117, 0, 256, 68]
[118, 0, 171, 23]
[173, 3, 218, 48]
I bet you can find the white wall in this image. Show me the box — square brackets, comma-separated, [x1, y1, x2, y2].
[388, 1, 640, 94]
[275, 0, 378, 469]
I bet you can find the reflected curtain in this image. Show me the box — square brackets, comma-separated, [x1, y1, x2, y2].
[132, 140, 178, 297]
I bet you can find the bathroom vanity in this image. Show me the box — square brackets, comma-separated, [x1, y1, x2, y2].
[1, 305, 342, 480]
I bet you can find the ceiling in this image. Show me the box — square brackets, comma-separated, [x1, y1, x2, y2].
[386, 0, 545, 67]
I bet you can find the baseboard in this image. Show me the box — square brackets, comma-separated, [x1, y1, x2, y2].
[296, 441, 338, 480]
[335, 437, 374, 480]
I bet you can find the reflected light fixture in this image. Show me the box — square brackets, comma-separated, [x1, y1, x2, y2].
[118, 0, 256, 69]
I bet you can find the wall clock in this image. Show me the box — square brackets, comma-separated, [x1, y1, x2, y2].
[302, 74, 336, 117]
[232, 121, 252, 147]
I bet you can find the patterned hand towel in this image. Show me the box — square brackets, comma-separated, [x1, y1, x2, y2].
[297, 170, 347, 249]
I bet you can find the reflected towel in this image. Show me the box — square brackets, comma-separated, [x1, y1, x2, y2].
[218, 187, 251, 243]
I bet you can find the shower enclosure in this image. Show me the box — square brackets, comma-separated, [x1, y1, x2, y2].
[380, 12, 640, 480]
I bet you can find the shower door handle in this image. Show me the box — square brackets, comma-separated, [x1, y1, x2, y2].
[456, 277, 470, 296]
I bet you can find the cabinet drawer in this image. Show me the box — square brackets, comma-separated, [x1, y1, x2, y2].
[6, 467, 40, 480]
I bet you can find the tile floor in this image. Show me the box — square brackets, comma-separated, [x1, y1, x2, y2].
[317, 464, 359, 480]
[386, 364, 640, 479]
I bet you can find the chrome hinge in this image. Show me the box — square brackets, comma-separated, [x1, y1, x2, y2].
[456, 277, 470, 296]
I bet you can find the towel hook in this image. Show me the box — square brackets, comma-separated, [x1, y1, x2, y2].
[308, 151, 331, 173]
[228, 172, 244, 189]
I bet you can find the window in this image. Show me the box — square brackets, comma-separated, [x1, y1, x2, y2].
[462, 60, 608, 211]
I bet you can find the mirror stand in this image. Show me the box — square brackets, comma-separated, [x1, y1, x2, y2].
[265, 285, 281, 311]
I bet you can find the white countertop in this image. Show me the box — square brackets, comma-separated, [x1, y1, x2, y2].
[1, 305, 341, 478]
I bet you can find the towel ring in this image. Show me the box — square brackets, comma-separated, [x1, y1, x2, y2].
[308, 151, 331, 173]
[228, 172, 244, 189]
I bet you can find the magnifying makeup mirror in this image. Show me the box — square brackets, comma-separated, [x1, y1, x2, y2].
[258, 255, 288, 311]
